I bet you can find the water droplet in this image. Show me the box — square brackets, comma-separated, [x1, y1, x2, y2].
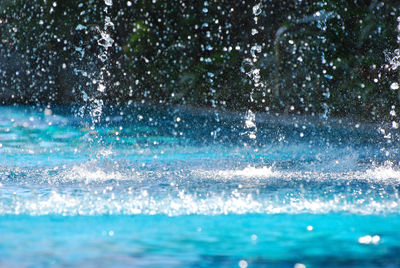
[82, 91, 88, 102]
[390, 82, 399, 90]
[245, 111, 256, 129]
[97, 84, 106, 92]
[75, 24, 87, 31]
[238, 260, 248, 268]
[358, 235, 380, 244]
[44, 109, 52, 116]
[253, 3, 262, 16]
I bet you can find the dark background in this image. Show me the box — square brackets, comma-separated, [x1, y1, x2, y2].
[0, 0, 399, 120]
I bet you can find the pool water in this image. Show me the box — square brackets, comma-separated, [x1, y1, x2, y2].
[1, 105, 400, 267]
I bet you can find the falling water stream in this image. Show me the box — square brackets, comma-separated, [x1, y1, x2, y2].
[1, 1, 400, 267]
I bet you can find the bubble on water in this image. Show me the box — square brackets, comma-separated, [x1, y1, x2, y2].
[104, 0, 112, 6]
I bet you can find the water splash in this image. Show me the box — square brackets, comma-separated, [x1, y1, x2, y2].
[89, 1, 115, 125]
[385, 49, 400, 71]
[2, 159, 400, 216]
[365, 165, 400, 181]
[217, 166, 278, 178]
[57, 161, 128, 184]
[241, 3, 264, 140]
[73, 1, 115, 127]
[2, 185, 399, 216]
[385, 16, 400, 71]
[243, 110, 257, 140]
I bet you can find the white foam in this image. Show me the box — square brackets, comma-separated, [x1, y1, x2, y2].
[57, 161, 129, 183]
[3, 162, 400, 216]
[365, 166, 400, 181]
[2, 187, 398, 216]
[217, 166, 279, 178]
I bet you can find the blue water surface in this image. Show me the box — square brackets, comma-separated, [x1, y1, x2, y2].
[1, 105, 400, 267]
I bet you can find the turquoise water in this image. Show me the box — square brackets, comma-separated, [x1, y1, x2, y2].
[1, 105, 400, 267]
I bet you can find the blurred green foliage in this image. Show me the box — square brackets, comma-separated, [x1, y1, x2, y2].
[0, 0, 399, 120]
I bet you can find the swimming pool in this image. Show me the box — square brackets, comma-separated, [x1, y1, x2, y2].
[1, 105, 399, 267]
